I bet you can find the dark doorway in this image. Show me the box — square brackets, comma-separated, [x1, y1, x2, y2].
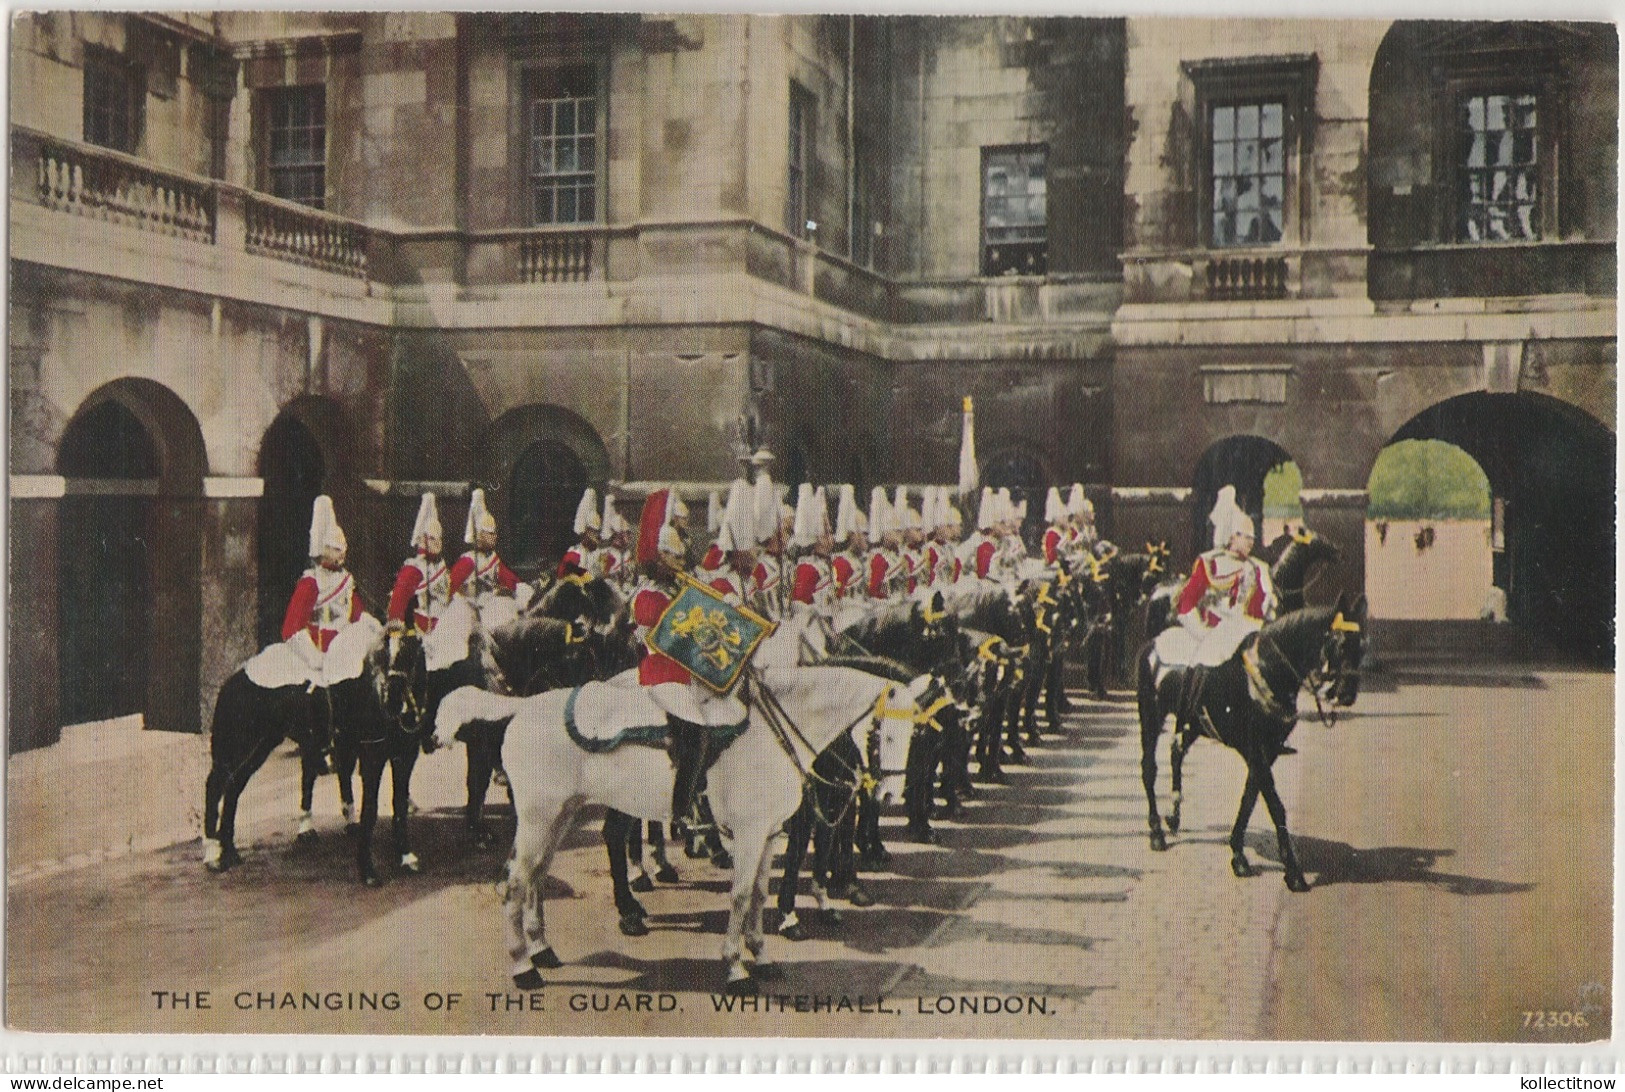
[983, 450, 1047, 551]
[57, 401, 158, 724]
[257, 414, 326, 646]
[508, 439, 587, 574]
[1388, 392, 1615, 663]
[1191, 435, 1293, 556]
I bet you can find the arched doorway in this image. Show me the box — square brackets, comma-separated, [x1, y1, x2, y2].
[1365, 439, 1493, 622]
[1376, 392, 1614, 662]
[983, 449, 1048, 549]
[256, 414, 326, 646]
[508, 439, 587, 573]
[56, 379, 205, 733]
[479, 404, 612, 578]
[58, 402, 156, 724]
[1190, 435, 1293, 556]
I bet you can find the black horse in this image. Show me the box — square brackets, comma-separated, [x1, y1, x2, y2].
[1259, 528, 1341, 614]
[1099, 542, 1172, 692]
[1136, 593, 1367, 891]
[203, 629, 418, 884]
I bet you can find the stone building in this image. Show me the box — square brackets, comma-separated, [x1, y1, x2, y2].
[7, 13, 1615, 752]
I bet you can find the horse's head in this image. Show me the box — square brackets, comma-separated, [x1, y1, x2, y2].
[869, 672, 945, 806]
[371, 629, 428, 732]
[1318, 592, 1366, 707]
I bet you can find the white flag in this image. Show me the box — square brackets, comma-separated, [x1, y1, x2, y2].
[957, 395, 978, 498]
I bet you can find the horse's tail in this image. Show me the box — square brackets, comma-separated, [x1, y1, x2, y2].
[1135, 641, 1162, 734]
[435, 685, 523, 749]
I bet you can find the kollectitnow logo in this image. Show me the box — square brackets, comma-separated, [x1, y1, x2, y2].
[1520, 1080, 1615, 1090]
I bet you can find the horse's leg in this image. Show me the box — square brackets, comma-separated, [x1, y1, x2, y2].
[354, 744, 387, 886]
[210, 733, 280, 870]
[510, 797, 577, 987]
[335, 735, 358, 830]
[1228, 767, 1263, 879]
[776, 795, 813, 939]
[976, 689, 1007, 784]
[1252, 754, 1310, 892]
[625, 815, 653, 893]
[602, 809, 649, 935]
[904, 729, 938, 842]
[1138, 656, 1169, 852]
[1168, 729, 1196, 834]
[390, 745, 422, 874]
[297, 745, 322, 843]
[1003, 670, 1028, 764]
[741, 824, 780, 976]
[1021, 650, 1043, 742]
[464, 725, 497, 848]
[1044, 645, 1065, 731]
[647, 822, 679, 883]
[720, 820, 776, 994]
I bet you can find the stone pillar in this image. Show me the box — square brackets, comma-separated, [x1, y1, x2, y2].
[1110, 486, 1195, 568]
[9, 478, 62, 753]
[148, 494, 204, 735]
[199, 479, 263, 731]
[1299, 489, 1369, 609]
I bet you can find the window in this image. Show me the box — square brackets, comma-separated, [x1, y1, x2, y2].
[526, 65, 599, 225]
[1209, 102, 1284, 247]
[787, 82, 814, 238]
[1185, 55, 1316, 251]
[1457, 91, 1540, 242]
[982, 146, 1047, 276]
[83, 46, 143, 154]
[265, 85, 326, 208]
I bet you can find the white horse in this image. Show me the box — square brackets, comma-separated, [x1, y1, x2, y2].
[435, 664, 932, 994]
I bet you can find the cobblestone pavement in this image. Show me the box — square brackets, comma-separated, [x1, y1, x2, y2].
[6, 669, 1611, 1043]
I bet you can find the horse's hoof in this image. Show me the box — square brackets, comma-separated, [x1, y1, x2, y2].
[532, 947, 564, 970]
[723, 974, 758, 997]
[1285, 872, 1312, 893]
[618, 913, 650, 937]
[629, 875, 655, 893]
[654, 865, 681, 884]
[1149, 829, 1168, 852]
[844, 885, 876, 908]
[1231, 856, 1256, 878]
[399, 853, 422, 874]
[778, 921, 805, 942]
[711, 851, 734, 871]
[1166, 814, 1182, 834]
[684, 839, 706, 860]
[1006, 749, 1028, 765]
[513, 969, 544, 991]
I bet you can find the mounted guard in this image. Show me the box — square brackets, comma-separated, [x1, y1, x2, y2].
[387, 492, 451, 637]
[558, 487, 604, 578]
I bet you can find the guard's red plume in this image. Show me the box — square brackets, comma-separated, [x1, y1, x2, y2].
[636, 489, 670, 565]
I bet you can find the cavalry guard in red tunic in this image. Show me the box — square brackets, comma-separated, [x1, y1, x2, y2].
[600, 494, 635, 589]
[831, 484, 869, 600]
[558, 488, 603, 578]
[961, 487, 1000, 582]
[630, 489, 743, 827]
[448, 488, 518, 602]
[865, 487, 903, 600]
[1155, 485, 1278, 727]
[895, 487, 927, 596]
[386, 493, 451, 636]
[705, 479, 757, 605]
[1066, 484, 1099, 561]
[748, 472, 792, 620]
[789, 484, 837, 615]
[1042, 487, 1069, 568]
[282, 494, 367, 655]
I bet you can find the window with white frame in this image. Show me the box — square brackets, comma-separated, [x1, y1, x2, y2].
[526, 65, 599, 225]
[982, 145, 1047, 276]
[264, 85, 326, 208]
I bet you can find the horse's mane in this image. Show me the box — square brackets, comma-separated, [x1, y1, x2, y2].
[534, 576, 623, 623]
[943, 586, 1018, 636]
[838, 600, 921, 641]
[815, 654, 917, 684]
[1257, 605, 1337, 653]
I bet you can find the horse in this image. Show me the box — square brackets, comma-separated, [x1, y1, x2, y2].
[1100, 542, 1171, 691]
[433, 663, 933, 994]
[1263, 528, 1341, 614]
[1135, 593, 1367, 891]
[202, 622, 419, 884]
[939, 584, 1035, 783]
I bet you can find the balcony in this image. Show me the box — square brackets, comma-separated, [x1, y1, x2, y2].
[26, 130, 215, 244]
[1122, 244, 1370, 305]
[243, 191, 369, 278]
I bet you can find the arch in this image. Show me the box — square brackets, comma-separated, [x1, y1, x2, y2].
[983, 446, 1051, 549]
[56, 378, 206, 734]
[1368, 391, 1614, 662]
[1189, 435, 1295, 557]
[478, 404, 612, 575]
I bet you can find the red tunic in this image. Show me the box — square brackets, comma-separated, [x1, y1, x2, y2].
[632, 585, 692, 686]
[698, 544, 726, 573]
[975, 539, 997, 580]
[867, 551, 892, 600]
[1043, 527, 1063, 564]
[832, 554, 860, 599]
[282, 571, 365, 651]
[1176, 551, 1270, 628]
[709, 572, 746, 603]
[387, 555, 449, 632]
[792, 557, 833, 606]
[448, 551, 518, 598]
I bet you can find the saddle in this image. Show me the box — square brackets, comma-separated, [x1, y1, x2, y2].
[561, 671, 749, 756]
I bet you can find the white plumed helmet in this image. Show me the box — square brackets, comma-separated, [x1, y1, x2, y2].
[309, 495, 347, 556]
[1208, 485, 1254, 550]
[1044, 486, 1064, 524]
[573, 487, 601, 535]
[464, 487, 496, 544]
[410, 492, 442, 551]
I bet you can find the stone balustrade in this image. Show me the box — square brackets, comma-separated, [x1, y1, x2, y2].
[23, 129, 216, 243]
[243, 192, 369, 278]
[519, 230, 597, 283]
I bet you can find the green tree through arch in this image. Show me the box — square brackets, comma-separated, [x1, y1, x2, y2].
[1368, 439, 1491, 519]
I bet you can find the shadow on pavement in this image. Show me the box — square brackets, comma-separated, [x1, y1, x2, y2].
[1258, 833, 1536, 895]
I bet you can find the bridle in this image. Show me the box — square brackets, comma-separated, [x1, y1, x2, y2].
[1244, 613, 1361, 728]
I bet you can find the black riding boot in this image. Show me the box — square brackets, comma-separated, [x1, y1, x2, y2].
[668, 717, 709, 826]
[1178, 667, 1208, 732]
